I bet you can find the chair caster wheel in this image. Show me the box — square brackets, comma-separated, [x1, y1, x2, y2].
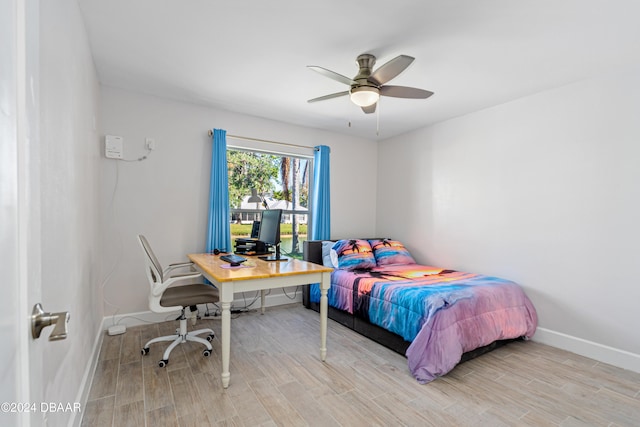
[159, 359, 168, 368]
[141, 347, 149, 356]
[206, 334, 214, 342]
[203, 349, 211, 357]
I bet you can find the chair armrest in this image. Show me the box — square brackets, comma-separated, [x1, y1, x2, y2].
[168, 261, 193, 268]
[150, 271, 202, 297]
[164, 262, 195, 276]
[168, 272, 202, 279]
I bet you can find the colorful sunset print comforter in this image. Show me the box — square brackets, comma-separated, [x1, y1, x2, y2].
[309, 263, 538, 383]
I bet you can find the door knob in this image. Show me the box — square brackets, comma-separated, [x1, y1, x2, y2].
[31, 303, 70, 341]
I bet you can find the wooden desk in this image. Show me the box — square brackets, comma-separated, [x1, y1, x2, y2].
[187, 253, 333, 388]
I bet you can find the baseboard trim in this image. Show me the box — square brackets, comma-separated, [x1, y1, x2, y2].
[70, 321, 105, 427]
[533, 327, 640, 374]
[101, 290, 303, 330]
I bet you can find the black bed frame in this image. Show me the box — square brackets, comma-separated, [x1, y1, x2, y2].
[302, 239, 517, 362]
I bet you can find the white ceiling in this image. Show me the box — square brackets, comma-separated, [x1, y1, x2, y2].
[78, 0, 640, 140]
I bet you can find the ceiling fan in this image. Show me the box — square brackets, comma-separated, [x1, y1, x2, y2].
[307, 54, 434, 114]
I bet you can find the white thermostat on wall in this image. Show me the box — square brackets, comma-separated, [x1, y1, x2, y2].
[105, 135, 124, 159]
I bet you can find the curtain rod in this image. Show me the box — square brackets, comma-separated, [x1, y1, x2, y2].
[207, 130, 318, 151]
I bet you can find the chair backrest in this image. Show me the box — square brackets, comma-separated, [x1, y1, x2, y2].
[138, 234, 164, 287]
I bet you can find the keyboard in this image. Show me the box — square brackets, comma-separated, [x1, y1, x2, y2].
[220, 254, 247, 265]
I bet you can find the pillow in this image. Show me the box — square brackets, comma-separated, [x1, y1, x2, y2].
[321, 241, 337, 268]
[369, 239, 416, 266]
[331, 239, 377, 271]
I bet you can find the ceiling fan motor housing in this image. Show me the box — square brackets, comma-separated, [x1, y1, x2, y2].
[349, 54, 380, 107]
[353, 54, 379, 87]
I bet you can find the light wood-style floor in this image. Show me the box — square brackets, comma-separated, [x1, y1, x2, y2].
[83, 303, 640, 426]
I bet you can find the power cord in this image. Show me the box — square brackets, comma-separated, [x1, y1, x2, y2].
[103, 147, 153, 334]
[282, 286, 301, 300]
[202, 291, 263, 317]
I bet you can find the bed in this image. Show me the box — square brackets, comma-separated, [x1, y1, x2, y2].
[302, 239, 538, 384]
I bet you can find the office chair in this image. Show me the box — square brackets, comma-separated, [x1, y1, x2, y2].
[138, 235, 219, 367]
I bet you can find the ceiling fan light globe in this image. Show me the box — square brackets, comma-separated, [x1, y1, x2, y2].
[350, 87, 379, 107]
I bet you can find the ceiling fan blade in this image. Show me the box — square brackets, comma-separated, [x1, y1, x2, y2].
[361, 103, 376, 114]
[307, 66, 353, 86]
[307, 91, 350, 103]
[380, 85, 434, 99]
[369, 55, 414, 85]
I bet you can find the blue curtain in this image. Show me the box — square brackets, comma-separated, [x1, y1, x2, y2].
[311, 145, 331, 240]
[206, 129, 232, 252]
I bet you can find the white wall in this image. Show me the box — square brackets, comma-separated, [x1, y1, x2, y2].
[377, 68, 640, 371]
[99, 86, 377, 316]
[38, 0, 103, 425]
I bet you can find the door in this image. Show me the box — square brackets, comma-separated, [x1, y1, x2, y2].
[1, 0, 44, 425]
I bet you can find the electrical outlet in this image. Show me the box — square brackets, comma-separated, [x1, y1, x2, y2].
[145, 138, 156, 150]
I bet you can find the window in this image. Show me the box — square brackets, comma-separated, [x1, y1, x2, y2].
[227, 148, 311, 258]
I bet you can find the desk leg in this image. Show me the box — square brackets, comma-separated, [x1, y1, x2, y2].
[220, 301, 231, 388]
[319, 272, 330, 361]
[260, 290, 265, 315]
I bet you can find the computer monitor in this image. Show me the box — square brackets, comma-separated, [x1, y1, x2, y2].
[258, 209, 286, 261]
